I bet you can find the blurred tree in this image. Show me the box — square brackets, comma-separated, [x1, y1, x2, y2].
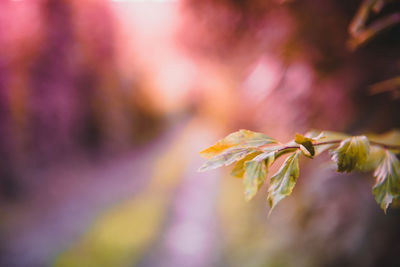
[0, 0, 165, 199]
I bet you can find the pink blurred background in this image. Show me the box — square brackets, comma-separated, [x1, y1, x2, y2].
[1, 0, 400, 266]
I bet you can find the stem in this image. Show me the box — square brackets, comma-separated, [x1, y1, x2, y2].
[266, 139, 400, 154]
[314, 139, 400, 150]
[277, 146, 300, 152]
[273, 141, 342, 153]
[369, 140, 400, 150]
[313, 140, 341, 146]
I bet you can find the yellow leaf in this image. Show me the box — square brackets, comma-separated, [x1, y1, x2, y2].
[231, 152, 262, 178]
[198, 148, 253, 172]
[199, 129, 277, 159]
[295, 133, 315, 157]
[243, 152, 276, 201]
[243, 160, 268, 201]
[356, 146, 385, 172]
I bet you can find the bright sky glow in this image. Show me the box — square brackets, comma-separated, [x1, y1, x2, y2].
[112, 0, 176, 2]
[12, 0, 177, 2]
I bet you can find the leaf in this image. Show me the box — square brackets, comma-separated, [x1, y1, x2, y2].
[295, 133, 315, 157]
[199, 129, 277, 159]
[274, 146, 298, 159]
[198, 148, 253, 172]
[243, 153, 274, 201]
[372, 151, 400, 213]
[231, 152, 262, 178]
[267, 152, 300, 212]
[260, 144, 285, 153]
[330, 136, 370, 173]
[253, 151, 276, 165]
[356, 146, 385, 172]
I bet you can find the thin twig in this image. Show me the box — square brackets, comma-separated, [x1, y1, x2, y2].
[268, 139, 400, 154]
[370, 140, 400, 150]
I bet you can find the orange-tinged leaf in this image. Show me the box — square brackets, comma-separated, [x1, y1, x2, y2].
[199, 144, 233, 159]
[199, 129, 277, 159]
[198, 148, 254, 172]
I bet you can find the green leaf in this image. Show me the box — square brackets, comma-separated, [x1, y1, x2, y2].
[231, 152, 262, 178]
[356, 146, 385, 172]
[267, 152, 300, 212]
[295, 133, 315, 157]
[330, 136, 370, 173]
[198, 148, 253, 172]
[372, 151, 400, 213]
[243, 153, 274, 201]
[199, 129, 277, 159]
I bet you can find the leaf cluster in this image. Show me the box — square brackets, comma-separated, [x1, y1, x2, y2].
[199, 129, 400, 213]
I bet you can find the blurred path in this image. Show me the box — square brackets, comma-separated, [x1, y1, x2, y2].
[0, 120, 173, 265]
[138, 120, 221, 267]
[54, 118, 222, 267]
[1, 118, 222, 267]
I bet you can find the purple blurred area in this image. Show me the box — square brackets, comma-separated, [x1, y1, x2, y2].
[1, 0, 400, 266]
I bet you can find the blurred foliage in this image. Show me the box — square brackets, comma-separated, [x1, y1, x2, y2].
[370, 75, 400, 99]
[348, 0, 400, 50]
